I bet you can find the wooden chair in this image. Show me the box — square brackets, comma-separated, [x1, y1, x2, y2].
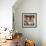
[15, 33, 23, 46]
[25, 40, 35, 46]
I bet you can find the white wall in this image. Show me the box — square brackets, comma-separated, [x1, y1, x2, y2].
[41, 0, 46, 46]
[0, 0, 16, 30]
[13, 0, 41, 46]
[13, 0, 46, 46]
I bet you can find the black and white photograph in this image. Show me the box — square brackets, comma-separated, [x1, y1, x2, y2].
[22, 13, 37, 28]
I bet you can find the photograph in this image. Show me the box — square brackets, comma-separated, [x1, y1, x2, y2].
[22, 13, 37, 28]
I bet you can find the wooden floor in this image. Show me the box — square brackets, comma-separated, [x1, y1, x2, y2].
[0, 39, 16, 46]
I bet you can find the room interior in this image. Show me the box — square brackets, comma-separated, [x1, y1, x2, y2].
[0, 0, 46, 46]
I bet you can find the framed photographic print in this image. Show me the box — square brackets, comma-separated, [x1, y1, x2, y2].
[22, 13, 37, 28]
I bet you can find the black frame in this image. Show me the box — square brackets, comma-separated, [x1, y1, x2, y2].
[22, 13, 37, 28]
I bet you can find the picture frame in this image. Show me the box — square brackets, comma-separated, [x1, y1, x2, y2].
[22, 13, 37, 28]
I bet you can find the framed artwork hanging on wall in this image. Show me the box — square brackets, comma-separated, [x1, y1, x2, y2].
[22, 13, 37, 28]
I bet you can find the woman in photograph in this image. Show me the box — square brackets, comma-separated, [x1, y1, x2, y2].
[26, 16, 34, 25]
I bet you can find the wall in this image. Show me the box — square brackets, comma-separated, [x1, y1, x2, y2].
[0, 0, 16, 30]
[41, 0, 46, 46]
[13, 0, 41, 46]
[0, 0, 17, 39]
